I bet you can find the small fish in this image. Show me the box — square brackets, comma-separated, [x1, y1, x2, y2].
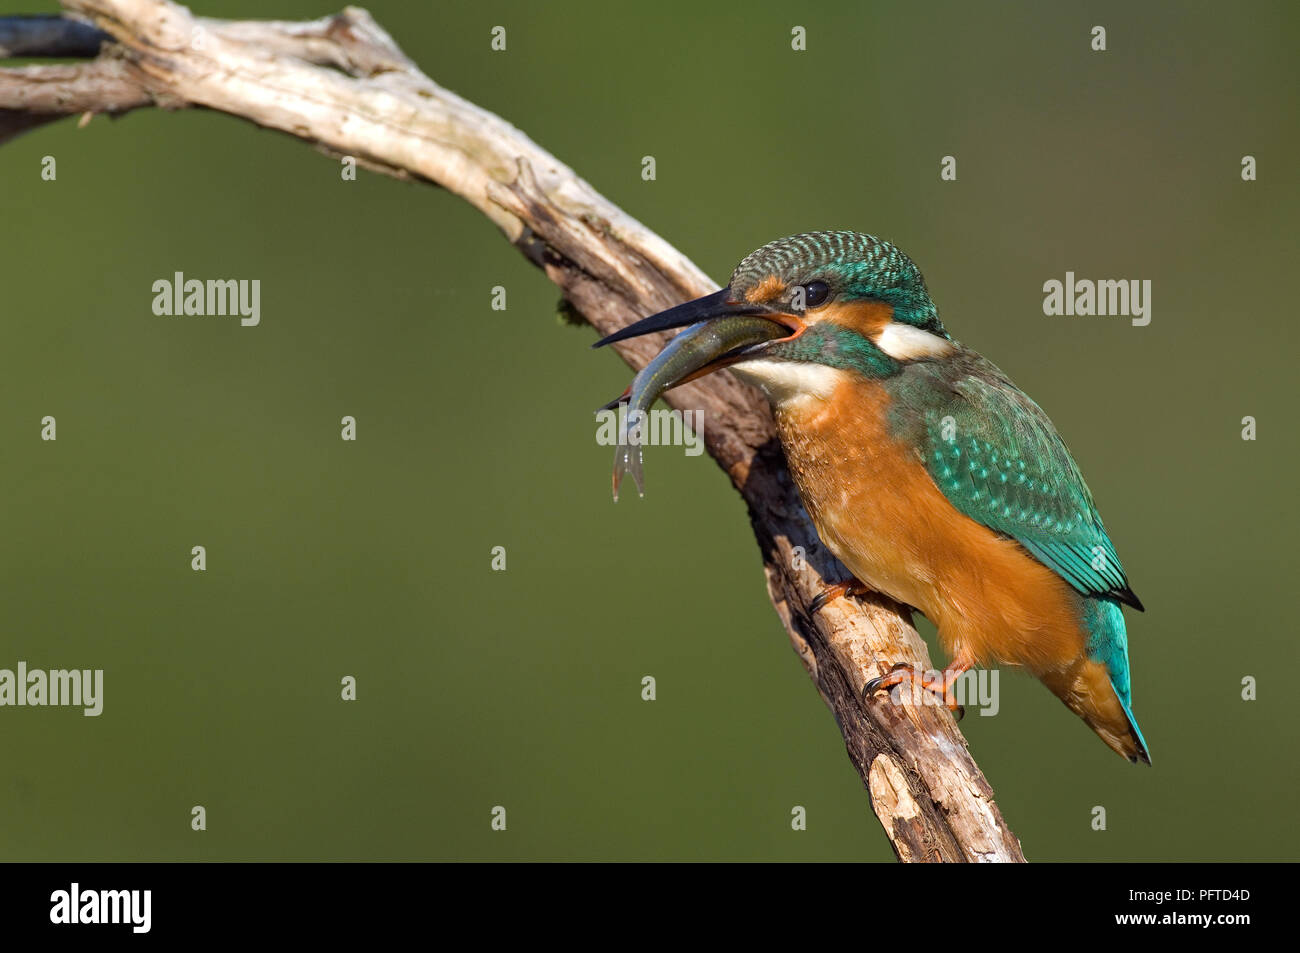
[603, 314, 787, 500]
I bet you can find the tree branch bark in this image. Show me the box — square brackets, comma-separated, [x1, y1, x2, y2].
[0, 0, 1025, 862]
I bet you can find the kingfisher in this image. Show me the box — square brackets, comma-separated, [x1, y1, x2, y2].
[596, 230, 1150, 764]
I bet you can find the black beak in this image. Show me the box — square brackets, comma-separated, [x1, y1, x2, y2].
[592, 288, 769, 349]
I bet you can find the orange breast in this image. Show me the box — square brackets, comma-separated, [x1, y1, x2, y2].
[776, 375, 1088, 676]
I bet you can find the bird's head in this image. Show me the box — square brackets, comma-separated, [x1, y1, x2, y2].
[595, 231, 954, 404]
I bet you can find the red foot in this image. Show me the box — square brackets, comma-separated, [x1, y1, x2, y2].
[863, 659, 973, 716]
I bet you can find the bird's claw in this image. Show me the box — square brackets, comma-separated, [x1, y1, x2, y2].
[810, 579, 872, 615]
[862, 662, 914, 697]
[863, 661, 968, 718]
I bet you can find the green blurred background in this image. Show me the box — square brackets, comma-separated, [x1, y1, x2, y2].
[1, 0, 1296, 861]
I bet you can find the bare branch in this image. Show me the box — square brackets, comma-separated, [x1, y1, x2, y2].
[0, 0, 1025, 862]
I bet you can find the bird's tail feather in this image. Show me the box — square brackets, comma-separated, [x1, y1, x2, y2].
[1044, 659, 1151, 765]
[1112, 685, 1151, 765]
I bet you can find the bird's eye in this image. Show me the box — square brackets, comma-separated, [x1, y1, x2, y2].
[801, 281, 830, 309]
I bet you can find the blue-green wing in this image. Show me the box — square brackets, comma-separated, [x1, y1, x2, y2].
[894, 356, 1141, 609]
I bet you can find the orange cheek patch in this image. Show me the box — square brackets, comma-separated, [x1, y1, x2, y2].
[818, 299, 895, 339]
[744, 274, 786, 304]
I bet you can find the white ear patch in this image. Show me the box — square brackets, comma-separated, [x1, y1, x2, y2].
[730, 359, 845, 406]
[874, 322, 954, 361]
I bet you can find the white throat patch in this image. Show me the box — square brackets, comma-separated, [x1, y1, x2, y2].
[730, 359, 845, 407]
